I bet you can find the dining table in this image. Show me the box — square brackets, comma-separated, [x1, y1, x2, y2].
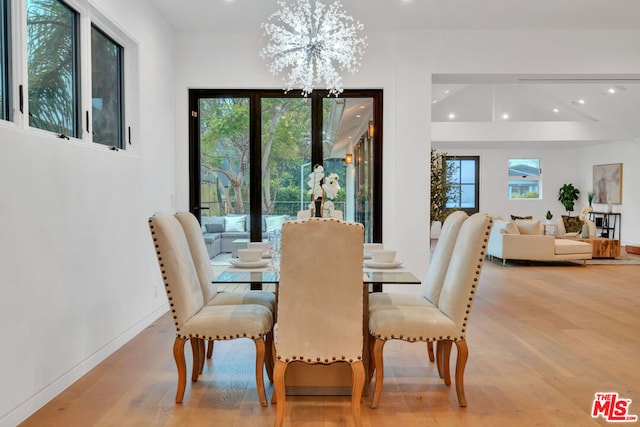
[211, 258, 421, 396]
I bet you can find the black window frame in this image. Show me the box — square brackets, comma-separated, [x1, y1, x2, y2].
[446, 155, 480, 215]
[0, 0, 10, 121]
[188, 89, 384, 243]
[26, 0, 82, 138]
[90, 23, 125, 148]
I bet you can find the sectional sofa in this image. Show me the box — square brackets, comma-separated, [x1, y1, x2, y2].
[200, 214, 289, 258]
[487, 218, 593, 266]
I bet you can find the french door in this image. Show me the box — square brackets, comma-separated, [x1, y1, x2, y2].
[188, 89, 383, 243]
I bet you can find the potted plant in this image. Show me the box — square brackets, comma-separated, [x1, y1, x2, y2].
[558, 183, 580, 215]
[587, 191, 594, 207]
[545, 210, 553, 224]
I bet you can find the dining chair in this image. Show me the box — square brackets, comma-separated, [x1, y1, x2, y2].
[368, 210, 468, 367]
[148, 213, 273, 405]
[368, 213, 492, 408]
[174, 211, 276, 375]
[273, 218, 365, 427]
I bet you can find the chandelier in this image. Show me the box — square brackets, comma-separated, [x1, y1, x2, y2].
[260, 0, 367, 97]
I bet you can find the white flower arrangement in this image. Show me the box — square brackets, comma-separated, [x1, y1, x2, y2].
[307, 165, 340, 215]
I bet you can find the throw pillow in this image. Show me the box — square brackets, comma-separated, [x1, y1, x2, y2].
[504, 221, 520, 235]
[515, 219, 542, 235]
[511, 214, 533, 221]
[265, 215, 287, 233]
[224, 215, 246, 232]
[205, 223, 224, 233]
[562, 215, 583, 233]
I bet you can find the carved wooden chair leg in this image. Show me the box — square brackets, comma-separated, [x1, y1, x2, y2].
[264, 332, 274, 383]
[206, 339, 214, 359]
[190, 338, 201, 382]
[370, 338, 386, 409]
[173, 337, 187, 403]
[427, 341, 435, 362]
[253, 337, 267, 407]
[273, 360, 288, 427]
[351, 360, 365, 427]
[442, 340, 453, 386]
[455, 339, 469, 407]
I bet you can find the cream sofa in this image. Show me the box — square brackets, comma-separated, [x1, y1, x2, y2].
[487, 218, 592, 266]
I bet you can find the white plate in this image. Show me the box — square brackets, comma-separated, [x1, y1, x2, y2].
[364, 260, 403, 269]
[229, 259, 271, 268]
[363, 254, 372, 259]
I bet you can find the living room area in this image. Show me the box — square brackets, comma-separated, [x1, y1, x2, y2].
[431, 75, 639, 265]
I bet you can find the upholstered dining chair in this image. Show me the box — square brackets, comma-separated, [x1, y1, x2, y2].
[368, 210, 468, 367]
[148, 213, 273, 406]
[174, 211, 276, 375]
[273, 218, 365, 427]
[368, 213, 492, 409]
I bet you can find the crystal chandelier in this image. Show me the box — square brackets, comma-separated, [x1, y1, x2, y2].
[260, 0, 367, 97]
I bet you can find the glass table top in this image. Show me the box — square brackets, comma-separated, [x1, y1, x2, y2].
[211, 269, 420, 285]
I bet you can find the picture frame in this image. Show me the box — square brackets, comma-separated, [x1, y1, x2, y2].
[593, 163, 623, 204]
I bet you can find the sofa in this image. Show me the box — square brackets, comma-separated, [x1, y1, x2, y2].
[487, 218, 593, 266]
[200, 214, 289, 258]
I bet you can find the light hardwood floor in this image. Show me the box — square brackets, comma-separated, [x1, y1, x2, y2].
[21, 261, 640, 426]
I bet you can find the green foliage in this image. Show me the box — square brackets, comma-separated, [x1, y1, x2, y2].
[431, 149, 459, 223]
[558, 183, 580, 214]
[27, 0, 77, 135]
[546, 210, 553, 220]
[510, 191, 539, 199]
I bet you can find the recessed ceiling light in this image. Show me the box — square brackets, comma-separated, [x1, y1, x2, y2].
[432, 100, 437, 104]
[578, 99, 585, 104]
[502, 113, 510, 120]
[608, 88, 616, 94]
[355, 114, 362, 118]
[552, 108, 559, 113]
[359, 105, 365, 109]
[448, 113, 456, 120]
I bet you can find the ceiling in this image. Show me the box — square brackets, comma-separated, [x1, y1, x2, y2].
[149, 0, 640, 33]
[148, 1, 640, 147]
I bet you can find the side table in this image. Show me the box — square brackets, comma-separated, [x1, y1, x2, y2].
[578, 237, 620, 258]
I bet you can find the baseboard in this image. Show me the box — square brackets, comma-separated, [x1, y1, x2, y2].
[0, 304, 169, 427]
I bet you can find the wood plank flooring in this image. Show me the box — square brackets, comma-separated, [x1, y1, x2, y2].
[20, 261, 640, 426]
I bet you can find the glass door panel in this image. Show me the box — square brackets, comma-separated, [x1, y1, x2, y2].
[199, 97, 251, 218]
[260, 97, 312, 223]
[323, 97, 374, 241]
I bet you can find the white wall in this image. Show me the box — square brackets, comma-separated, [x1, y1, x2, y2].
[173, 31, 432, 280]
[0, 1, 175, 425]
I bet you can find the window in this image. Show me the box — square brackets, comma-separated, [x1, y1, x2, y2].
[446, 156, 479, 214]
[91, 24, 124, 148]
[508, 158, 541, 199]
[27, 0, 80, 137]
[0, 0, 9, 121]
[189, 89, 383, 244]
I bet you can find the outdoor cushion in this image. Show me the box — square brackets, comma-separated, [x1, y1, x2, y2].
[265, 215, 287, 232]
[225, 215, 246, 232]
[205, 223, 224, 233]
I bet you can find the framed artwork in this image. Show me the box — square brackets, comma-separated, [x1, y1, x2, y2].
[593, 163, 623, 204]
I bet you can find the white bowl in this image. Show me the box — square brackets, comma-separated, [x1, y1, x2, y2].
[364, 243, 383, 256]
[237, 249, 263, 262]
[247, 242, 270, 254]
[371, 249, 396, 263]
